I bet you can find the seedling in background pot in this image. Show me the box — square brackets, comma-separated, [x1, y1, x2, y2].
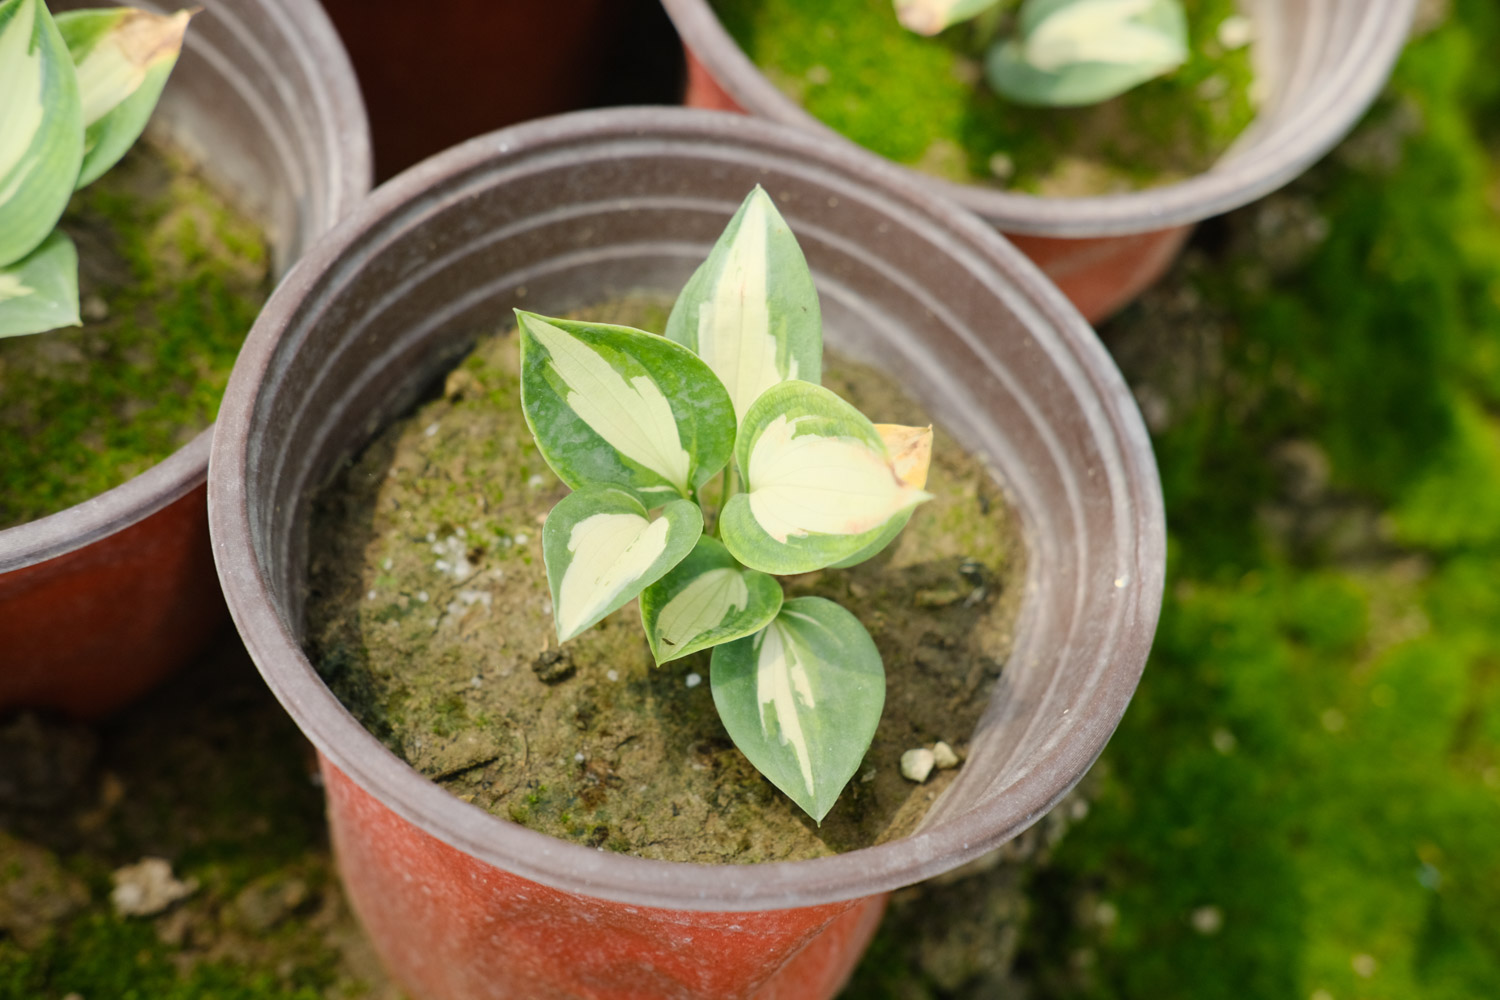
[0, 0, 193, 338]
[894, 0, 1189, 107]
[516, 187, 934, 822]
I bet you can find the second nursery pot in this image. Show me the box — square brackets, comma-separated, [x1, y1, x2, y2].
[0, 0, 370, 718]
[663, 0, 1418, 322]
[210, 107, 1165, 999]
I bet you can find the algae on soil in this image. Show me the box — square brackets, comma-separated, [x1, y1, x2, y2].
[0, 139, 271, 528]
[709, 0, 1256, 195]
[305, 298, 1026, 865]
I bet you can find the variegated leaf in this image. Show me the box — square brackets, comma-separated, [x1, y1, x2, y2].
[0, 0, 83, 268]
[542, 486, 702, 644]
[831, 423, 934, 568]
[518, 311, 736, 504]
[710, 597, 885, 822]
[986, 0, 1188, 107]
[57, 7, 193, 188]
[639, 536, 782, 665]
[0, 230, 79, 338]
[664, 186, 821, 425]
[894, 0, 1003, 36]
[719, 381, 932, 575]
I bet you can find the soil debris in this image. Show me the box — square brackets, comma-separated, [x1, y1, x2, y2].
[110, 857, 199, 917]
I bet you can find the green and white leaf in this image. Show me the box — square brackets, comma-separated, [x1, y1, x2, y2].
[894, 0, 1003, 35]
[58, 7, 193, 188]
[710, 597, 885, 822]
[639, 536, 782, 665]
[664, 186, 821, 426]
[0, 230, 79, 338]
[518, 312, 736, 504]
[542, 486, 702, 644]
[719, 381, 932, 575]
[0, 0, 83, 268]
[986, 0, 1188, 107]
[831, 423, 935, 568]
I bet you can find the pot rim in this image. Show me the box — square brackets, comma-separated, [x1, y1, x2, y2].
[659, 0, 1418, 238]
[211, 105, 1166, 912]
[0, 0, 371, 575]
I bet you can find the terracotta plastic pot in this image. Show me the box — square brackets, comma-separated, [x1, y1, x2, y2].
[0, 0, 371, 720]
[665, 0, 1418, 322]
[210, 107, 1164, 1000]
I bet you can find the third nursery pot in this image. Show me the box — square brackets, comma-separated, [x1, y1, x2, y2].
[0, 0, 369, 717]
[210, 107, 1164, 1000]
[662, 0, 1417, 322]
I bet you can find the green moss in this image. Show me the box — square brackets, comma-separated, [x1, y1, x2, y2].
[998, 3, 1500, 998]
[710, 0, 1254, 193]
[0, 140, 270, 528]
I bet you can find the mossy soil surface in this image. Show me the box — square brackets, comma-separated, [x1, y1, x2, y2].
[710, 0, 1254, 194]
[0, 139, 270, 528]
[304, 300, 1026, 864]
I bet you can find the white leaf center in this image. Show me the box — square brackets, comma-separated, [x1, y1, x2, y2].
[746, 414, 927, 543]
[755, 621, 818, 797]
[1026, 0, 1182, 71]
[656, 567, 749, 648]
[529, 318, 691, 492]
[696, 193, 797, 423]
[0, 0, 45, 193]
[556, 511, 672, 641]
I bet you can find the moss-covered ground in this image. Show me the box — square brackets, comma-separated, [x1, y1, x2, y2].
[4, 2, 1500, 995]
[710, 0, 1254, 193]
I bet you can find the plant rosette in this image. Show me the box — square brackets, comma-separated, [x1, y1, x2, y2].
[210, 107, 1166, 1000]
[660, 0, 1418, 322]
[0, 0, 370, 719]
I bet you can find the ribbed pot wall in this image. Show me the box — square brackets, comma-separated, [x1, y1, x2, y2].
[664, 0, 1418, 318]
[210, 107, 1165, 1000]
[0, 0, 371, 718]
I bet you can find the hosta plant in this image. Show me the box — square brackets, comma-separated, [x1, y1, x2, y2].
[0, 0, 192, 338]
[894, 0, 1189, 107]
[517, 187, 934, 822]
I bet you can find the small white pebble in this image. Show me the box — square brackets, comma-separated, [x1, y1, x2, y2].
[416, 591, 430, 603]
[1217, 14, 1253, 49]
[528, 474, 546, 488]
[574, 752, 586, 763]
[514, 533, 529, 545]
[470, 676, 482, 688]
[426, 531, 436, 543]
[685, 672, 703, 689]
[932, 741, 960, 769]
[1191, 906, 1223, 935]
[860, 767, 877, 783]
[456, 526, 467, 538]
[366, 590, 377, 601]
[542, 600, 552, 616]
[424, 422, 440, 438]
[1212, 727, 1237, 754]
[382, 557, 393, 571]
[606, 669, 619, 682]
[435, 559, 450, 573]
[900, 748, 935, 783]
[1352, 954, 1377, 978]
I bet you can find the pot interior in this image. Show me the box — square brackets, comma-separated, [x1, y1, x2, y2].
[218, 109, 1164, 909]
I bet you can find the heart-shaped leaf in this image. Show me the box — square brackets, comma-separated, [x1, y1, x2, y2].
[0, 230, 79, 338]
[710, 597, 885, 822]
[518, 311, 736, 505]
[664, 186, 821, 426]
[830, 423, 934, 568]
[894, 0, 1003, 36]
[986, 0, 1188, 107]
[0, 0, 83, 268]
[543, 486, 702, 644]
[720, 381, 931, 575]
[640, 536, 783, 665]
[57, 7, 193, 188]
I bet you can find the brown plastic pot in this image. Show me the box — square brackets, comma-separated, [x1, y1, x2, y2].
[665, 0, 1418, 322]
[0, 0, 371, 720]
[209, 107, 1165, 1000]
